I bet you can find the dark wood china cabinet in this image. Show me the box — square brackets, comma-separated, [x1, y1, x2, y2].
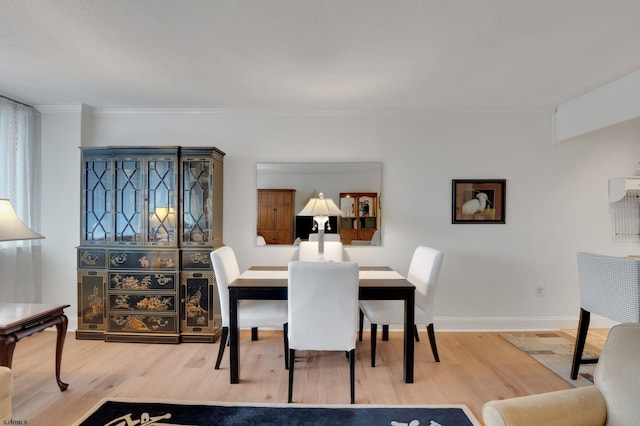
[76, 146, 224, 343]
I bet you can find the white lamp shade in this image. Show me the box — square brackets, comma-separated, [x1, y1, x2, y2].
[149, 206, 176, 227]
[297, 193, 342, 217]
[0, 198, 44, 242]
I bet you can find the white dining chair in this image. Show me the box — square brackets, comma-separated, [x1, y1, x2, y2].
[370, 230, 381, 246]
[210, 246, 289, 369]
[308, 233, 341, 242]
[287, 261, 360, 404]
[359, 245, 444, 367]
[295, 241, 344, 262]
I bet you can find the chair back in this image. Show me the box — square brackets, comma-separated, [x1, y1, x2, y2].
[210, 246, 241, 327]
[296, 241, 344, 262]
[287, 261, 359, 351]
[370, 230, 381, 246]
[408, 246, 444, 315]
[577, 252, 640, 322]
[308, 233, 341, 242]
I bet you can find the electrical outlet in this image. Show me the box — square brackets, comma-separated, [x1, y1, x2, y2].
[535, 280, 544, 296]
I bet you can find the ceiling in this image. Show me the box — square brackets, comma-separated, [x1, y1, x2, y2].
[2, 0, 640, 110]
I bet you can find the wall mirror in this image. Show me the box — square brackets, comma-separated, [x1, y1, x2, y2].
[256, 162, 382, 246]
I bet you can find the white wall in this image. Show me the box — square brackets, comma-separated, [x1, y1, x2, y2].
[39, 106, 82, 309]
[39, 107, 640, 331]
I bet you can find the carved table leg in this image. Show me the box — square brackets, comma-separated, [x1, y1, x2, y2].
[0, 335, 17, 368]
[54, 314, 69, 391]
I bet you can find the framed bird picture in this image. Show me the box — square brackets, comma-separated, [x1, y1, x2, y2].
[452, 179, 506, 224]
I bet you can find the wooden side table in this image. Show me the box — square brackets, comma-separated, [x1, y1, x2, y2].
[0, 303, 70, 391]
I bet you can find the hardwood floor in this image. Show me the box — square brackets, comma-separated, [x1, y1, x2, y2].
[9, 328, 608, 425]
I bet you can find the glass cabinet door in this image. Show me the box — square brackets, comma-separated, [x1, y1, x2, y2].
[82, 158, 112, 243]
[358, 195, 377, 229]
[147, 159, 177, 244]
[114, 159, 143, 243]
[182, 159, 212, 244]
[340, 195, 356, 230]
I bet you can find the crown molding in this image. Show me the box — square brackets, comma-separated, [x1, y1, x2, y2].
[90, 106, 552, 118]
[35, 104, 83, 114]
[31, 104, 552, 118]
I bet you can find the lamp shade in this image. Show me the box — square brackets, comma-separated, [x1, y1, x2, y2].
[0, 198, 44, 242]
[297, 193, 342, 217]
[149, 206, 176, 227]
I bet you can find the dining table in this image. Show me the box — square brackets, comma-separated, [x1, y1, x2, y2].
[227, 265, 416, 384]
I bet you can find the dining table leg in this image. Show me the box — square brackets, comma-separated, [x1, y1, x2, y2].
[404, 288, 415, 383]
[229, 288, 240, 384]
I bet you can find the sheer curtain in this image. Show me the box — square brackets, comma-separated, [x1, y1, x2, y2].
[0, 97, 42, 302]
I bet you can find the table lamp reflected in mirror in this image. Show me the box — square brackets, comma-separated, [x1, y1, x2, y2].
[297, 192, 342, 261]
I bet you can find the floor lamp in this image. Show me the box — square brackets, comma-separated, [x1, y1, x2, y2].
[0, 198, 44, 242]
[0, 198, 44, 304]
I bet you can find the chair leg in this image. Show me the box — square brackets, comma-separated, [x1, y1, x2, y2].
[288, 348, 296, 403]
[427, 323, 440, 363]
[251, 327, 258, 341]
[382, 324, 389, 341]
[349, 348, 355, 404]
[370, 323, 377, 367]
[215, 326, 229, 370]
[571, 308, 591, 380]
[414, 324, 420, 342]
[283, 323, 289, 369]
[358, 309, 364, 342]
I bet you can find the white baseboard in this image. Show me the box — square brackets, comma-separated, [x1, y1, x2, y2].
[432, 315, 619, 331]
[64, 315, 619, 333]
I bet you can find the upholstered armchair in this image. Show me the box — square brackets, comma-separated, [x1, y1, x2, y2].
[482, 323, 640, 426]
[0, 366, 11, 422]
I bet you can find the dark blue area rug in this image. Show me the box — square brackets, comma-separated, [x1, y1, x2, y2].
[74, 398, 481, 425]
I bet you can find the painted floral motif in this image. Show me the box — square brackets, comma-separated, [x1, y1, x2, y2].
[83, 285, 104, 322]
[111, 274, 152, 290]
[112, 315, 171, 331]
[136, 295, 172, 311]
[186, 289, 208, 325]
[190, 252, 210, 265]
[80, 251, 100, 266]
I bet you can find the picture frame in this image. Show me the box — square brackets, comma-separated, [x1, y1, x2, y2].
[452, 179, 506, 224]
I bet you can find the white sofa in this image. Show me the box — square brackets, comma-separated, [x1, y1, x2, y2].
[483, 323, 640, 426]
[0, 366, 12, 422]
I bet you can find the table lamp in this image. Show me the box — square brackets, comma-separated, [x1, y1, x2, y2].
[0, 198, 44, 242]
[297, 192, 342, 260]
[149, 205, 175, 242]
